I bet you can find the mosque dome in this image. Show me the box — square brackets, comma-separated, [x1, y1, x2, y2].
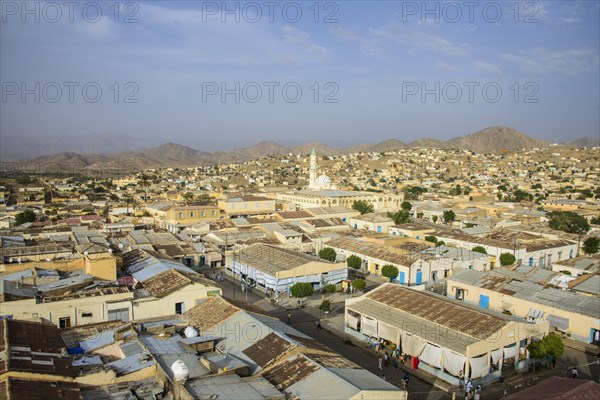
[316, 175, 332, 185]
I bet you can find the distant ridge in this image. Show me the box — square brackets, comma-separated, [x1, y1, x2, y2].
[2, 126, 570, 169]
[566, 137, 600, 148]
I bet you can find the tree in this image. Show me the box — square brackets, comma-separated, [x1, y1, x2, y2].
[401, 201, 412, 211]
[499, 253, 516, 266]
[15, 209, 36, 225]
[138, 175, 151, 203]
[346, 254, 362, 269]
[388, 209, 411, 225]
[424, 235, 437, 243]
[542, 333, 564, 357]
[591, 216, 600, 225]
[436, 240, 445, 247]
[323, 284, 336, 297]
[320, 299, 331, 312]
[583, 237, 600, 254]
[547, 211, 590, 235]
[432, 215, 438, 223]
[472, 246, 487, 254]
[443, 210, 456, 224]
[319, 247, 336, 262]
[527, 340, 547, 359]
[352, 200, 374, 215]
[381, 265, 399, 281]
[182, 192, 195, 205]
[351, 278, 366, 291]
[290, 282, 314, 303]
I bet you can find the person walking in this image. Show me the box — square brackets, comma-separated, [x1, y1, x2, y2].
[378, 356, 383, 371]
[503, 387, 509, 398]
[402, 372, 409, 391]
[384, 351, 389, 367]
[287, 311, 292, 324]
[474, 385, 481, 400]
[572, 367, 578, 378]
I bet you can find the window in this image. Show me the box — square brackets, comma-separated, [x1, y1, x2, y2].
[179, 212, 183, 218]
[81, 312, 93, 318]
[59, 317, 71, 329]
[212, 210, 216, 216]
[190, 212, 194, 217]
[201, 211, 205, 217]
[175, 302, 185, 314]
[455, 288, 465, 301]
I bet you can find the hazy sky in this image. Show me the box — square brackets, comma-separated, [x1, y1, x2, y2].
[1, 0, 599, 151]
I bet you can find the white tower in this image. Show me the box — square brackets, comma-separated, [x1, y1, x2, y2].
[309, 148, 317, 189]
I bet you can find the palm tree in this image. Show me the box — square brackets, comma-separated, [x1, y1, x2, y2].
[138, 175, 151, 204]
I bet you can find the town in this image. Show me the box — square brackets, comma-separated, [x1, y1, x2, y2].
[1, 140, 599, 400]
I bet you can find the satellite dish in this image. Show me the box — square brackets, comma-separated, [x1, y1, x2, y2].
[84, 251, 88, 256]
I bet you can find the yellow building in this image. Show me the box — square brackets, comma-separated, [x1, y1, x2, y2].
[345, 284, 548, 387]
[218, 196, 276, 217]
[447, 268, 600, 344]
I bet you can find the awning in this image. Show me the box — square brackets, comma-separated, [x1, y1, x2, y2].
[443, 349, 466, 377]
[504, 344, 519, 359]
[501, 301, 515, 313]
[527, 308, 544, 319]
[547, 314, 569, 331]
[469, 354, 490, 379]
[402, 334, 426, 357]
[377, 323, 398, 344]
[491, 348, 503, 364]
[361, 316, 377, 337]
[420, 343, 443, 369]
[347, 314, 359, 330]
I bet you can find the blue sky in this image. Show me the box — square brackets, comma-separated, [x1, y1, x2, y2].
[1, 0, 599, 151]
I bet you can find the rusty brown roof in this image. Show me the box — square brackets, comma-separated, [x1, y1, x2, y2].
[3, 319, 77, 377]
[243, 332, 296, 368]
[184, 296, 240, 332]
[276, 210, 314, 220]
[262, 355, 319, 391]
[142, 269, 191, 298]
[367, 284, 508, 340]
[307, 353, 360, 369]
[5, 378, 83, 400]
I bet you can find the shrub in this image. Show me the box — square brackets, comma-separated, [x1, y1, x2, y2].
[320, 299, 331, 312]
[381, 264, 399, 281]
[319, 247, 336, 262]
[499, 253, 516, 266]
[346, 254, 362, 269]
[351, 278, 366, 291]
[290, 282, 314, 299]
[472, 246, 487, 254]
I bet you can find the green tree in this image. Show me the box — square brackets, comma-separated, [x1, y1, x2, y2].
[542, 333, 564, 357]
[527, 340, 547, 359]
[499, 253, 516, 266]
[436, 240, 445, 247]
[401, 201, 412, 211]
[319, 247, 337, 262]
[432, 215, 438, 223]
[352, 200, 374, 215]
[388, 209, 411, 225]
[547, 211, 590, 235]
[443, 210, 456, 224]
[320, 299, 331, 312]
[583, 237, 600, 254]
[15, 209, 36, 225]
[381, 265, 399, 281]
[424, 235, 437, 243]
[323, 284, 336, 297]
[472, 246, 487, 254]
[182, 192, 195, 205]
[351, 278, 366, 291]
[346, 254, 362, 269]
[591, 216, 600, 225]
[290, 282, 314, 302]
[138, 174, 151, 203]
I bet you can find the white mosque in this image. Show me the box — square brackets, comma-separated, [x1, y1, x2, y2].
[308, 148, 337, 191]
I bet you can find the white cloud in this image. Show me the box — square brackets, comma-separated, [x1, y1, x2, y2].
[500, 48, 600, 74]
[370, 24, 469, 56]
[282, 26, 311, 45]
[474, 61, 503, 75]
[560, 17, 581, 24]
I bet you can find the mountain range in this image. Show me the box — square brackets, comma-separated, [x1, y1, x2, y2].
[1, 126, 597, 170]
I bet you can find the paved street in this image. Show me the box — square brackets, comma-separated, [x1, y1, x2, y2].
[208, 272, 599, 400]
